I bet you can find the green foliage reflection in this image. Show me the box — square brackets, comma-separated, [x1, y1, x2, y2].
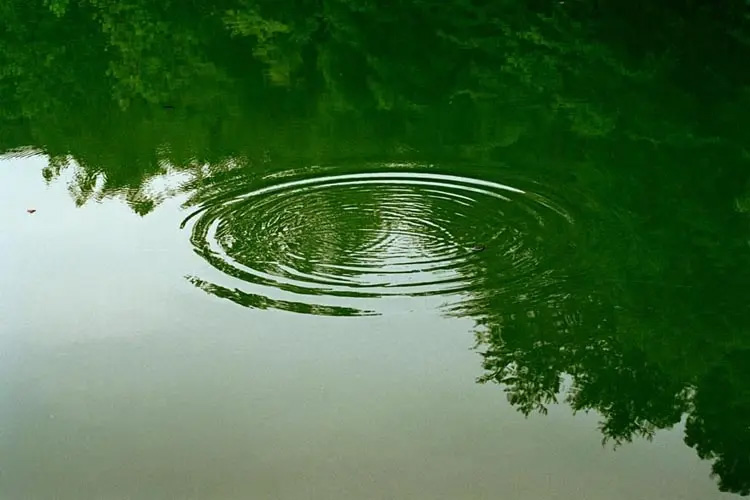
[1, 0, 750, 494]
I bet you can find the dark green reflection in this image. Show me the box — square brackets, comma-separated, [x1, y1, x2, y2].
[1, 0, 750, 495]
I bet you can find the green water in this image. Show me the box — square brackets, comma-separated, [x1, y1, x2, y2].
[1, 1, 749, 498]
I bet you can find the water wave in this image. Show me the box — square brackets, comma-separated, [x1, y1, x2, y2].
[181, 165, 574, 316]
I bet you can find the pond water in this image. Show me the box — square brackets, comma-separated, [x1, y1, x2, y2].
[1, 1, 749, 499]
[181, 165, 575, 316]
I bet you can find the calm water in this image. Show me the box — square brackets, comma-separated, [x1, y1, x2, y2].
[1, 1, 749, 498]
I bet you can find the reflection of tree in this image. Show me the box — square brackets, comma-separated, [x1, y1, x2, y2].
[464, 143, 750, 494]
[2, 0, 750, 494]
[686, 351, 750, 496]
[2, 0, 749, 212]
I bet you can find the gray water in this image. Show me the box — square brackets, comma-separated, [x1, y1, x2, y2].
[0, 159, 731, 499]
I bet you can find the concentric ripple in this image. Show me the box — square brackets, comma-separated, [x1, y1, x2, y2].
[181, 165, 574, 316]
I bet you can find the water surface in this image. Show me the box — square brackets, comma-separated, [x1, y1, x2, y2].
[1, 1, 749, 498]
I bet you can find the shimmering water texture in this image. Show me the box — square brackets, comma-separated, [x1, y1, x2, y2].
[182, 166, 574, 315]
